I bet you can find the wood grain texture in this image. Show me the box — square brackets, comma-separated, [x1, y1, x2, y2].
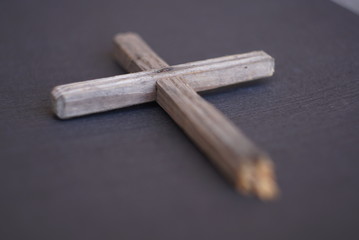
[52, 38, 274, 119]
[115, 32, 279, 199]
[114, 32, 168, 71]
[157, 77, 278, 199]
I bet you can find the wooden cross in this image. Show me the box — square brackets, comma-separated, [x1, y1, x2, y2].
[52, 32, 279, 200]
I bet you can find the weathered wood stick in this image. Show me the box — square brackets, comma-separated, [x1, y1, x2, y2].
[114, 33, 279, 200]
[52, 47, 273, 119]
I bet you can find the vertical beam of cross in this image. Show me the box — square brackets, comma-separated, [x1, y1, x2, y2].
[113, 33, 279, 200]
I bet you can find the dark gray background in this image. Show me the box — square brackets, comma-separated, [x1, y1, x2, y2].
[1, 0, 358, 239]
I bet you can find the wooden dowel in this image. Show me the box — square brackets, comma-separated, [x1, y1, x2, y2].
[52, 44, 273, 119]
[114, 32, 279, 200]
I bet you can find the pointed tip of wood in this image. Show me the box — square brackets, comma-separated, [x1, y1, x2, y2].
[236, 157, 279, 201]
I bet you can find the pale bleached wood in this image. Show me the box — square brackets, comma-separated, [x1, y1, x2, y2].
[52, 50, 274, 119]
[114, 32, 279, 199]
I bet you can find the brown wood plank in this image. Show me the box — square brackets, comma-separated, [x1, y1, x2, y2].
[115, 32, 279, 200]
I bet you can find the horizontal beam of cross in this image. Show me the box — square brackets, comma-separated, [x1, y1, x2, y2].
[52, 51, 273, 119]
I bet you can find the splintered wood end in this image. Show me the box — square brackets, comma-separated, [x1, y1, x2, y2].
[236, 157, 279, 201]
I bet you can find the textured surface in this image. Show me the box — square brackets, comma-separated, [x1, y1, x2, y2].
[52, 50, 274, 118]
[0, 0, 358, 239]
